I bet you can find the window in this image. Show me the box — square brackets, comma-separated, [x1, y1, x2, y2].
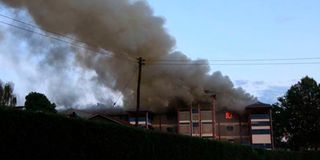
[251, 129, 270, 134]
[192, 109, 199, 113]
[192, 123, 200, 134]
[250, 114, 269, 119]
[228, 139, 235, 143]
[226, 126, 234, 131]
[251, 121, 270, 126]
[129, 117, 146, 122]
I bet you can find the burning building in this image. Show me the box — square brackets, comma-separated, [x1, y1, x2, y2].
[63, 96, 273, 150]
[150, 96, 274, 150]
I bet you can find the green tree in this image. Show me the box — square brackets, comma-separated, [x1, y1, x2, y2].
[0, 80, 17, 107]
[273, 76, 320, 150]
[25, 92, 56, 113]
[272, 104, 289, 149]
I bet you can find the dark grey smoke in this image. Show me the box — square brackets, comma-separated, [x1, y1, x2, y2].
[0, 0, 256, 111]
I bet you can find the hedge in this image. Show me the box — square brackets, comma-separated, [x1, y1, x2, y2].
[0, 108, 319, 160]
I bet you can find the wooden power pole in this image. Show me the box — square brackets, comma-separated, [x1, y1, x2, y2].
[135, 57, 145, 126]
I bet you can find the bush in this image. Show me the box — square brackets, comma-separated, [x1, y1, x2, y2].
[0, 108, 319, 160]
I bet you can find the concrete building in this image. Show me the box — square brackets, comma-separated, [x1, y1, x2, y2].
[171, 102, 273, 150]
[127, 111, 152, 128]
[60, 98, 273, 150]
[246, 103, 273, 149]
[140, 97, 273, 150]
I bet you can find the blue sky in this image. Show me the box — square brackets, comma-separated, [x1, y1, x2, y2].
[146, 0, 320, 102]
[0, 0, 320, 105]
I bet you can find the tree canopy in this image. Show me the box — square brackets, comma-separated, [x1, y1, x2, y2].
[0, 80, 17, 107]
[273, 76, 320, 150]
[25, 92, 56, 113]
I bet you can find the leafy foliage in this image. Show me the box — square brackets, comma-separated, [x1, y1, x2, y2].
[25, 92, 56, 113]
[0, 80, 17, 107]
[273, 76, 320, 150]
[0, 108, 319, 160]
[272, 104, 289, 149]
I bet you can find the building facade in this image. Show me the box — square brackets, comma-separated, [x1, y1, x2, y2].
[150, 99, 273, 150]
[62, 99, 273, 150]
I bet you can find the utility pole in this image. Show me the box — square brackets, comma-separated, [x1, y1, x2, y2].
[136, 57, 145, 126]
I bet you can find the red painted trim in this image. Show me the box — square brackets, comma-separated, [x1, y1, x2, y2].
[211, 97, 216, 139]
[218, 122, 221, 140]
[269, 109, 274, 150]
[239, 118, 242, 143]
[198, 104, 202, 137]
[146, 112, 149, 129]
[248, 113, 253, 145]
[190, 106, 193, 136]
[159, 114, 162, 131]
[211, 104, 214, 138]
[177, 109, 180, 134]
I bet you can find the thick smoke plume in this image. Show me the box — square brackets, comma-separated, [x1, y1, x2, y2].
[0, 0, 256, 111]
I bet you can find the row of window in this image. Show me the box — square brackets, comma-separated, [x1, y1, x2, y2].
[182, 110, 212, 113]
[192, 109, 199, 113]
[182, 126, 270, 135]
[128, 117, 151, 122]
[251, 121, 270, 126]
[190, 124, 246, 132]
[251, 129, 270, 134]
[192, 124, 234, 131]
[250, 114, 270, 119]
[180, 121, 212, 124]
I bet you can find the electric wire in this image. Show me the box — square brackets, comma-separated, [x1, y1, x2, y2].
[146, 62, 320, 66]
[0, 13, 135, 61]
[0, 13, 87, 44]
[148, 57, 320, 62]
[0, 14, 135, 62]
[1, 14, 320, 66]
[0, 14, 141, 104]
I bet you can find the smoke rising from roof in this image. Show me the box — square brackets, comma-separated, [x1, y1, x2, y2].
[0, 0, 256, 111]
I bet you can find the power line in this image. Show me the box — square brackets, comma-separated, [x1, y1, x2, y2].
[2, 14, 319, 65]
[149, 57, 320, 62]
[0, 20, 79, 47]
[146, 62, 320, 66]
[0, 16, 139, 106]
[0, 15, 135, 62]
[0, 20, 133, 62]
[113, 67, 138, 107]
[0, 13, 83, 43]
[0, 13, 135, 61]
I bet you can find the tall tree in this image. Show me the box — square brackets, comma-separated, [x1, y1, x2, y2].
[25, 92, 56, 113]
[0, 80, 17, 107]
[273, 76, 320, 150]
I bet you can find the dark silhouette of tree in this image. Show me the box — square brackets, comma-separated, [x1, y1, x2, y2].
[273, 76, 320, 150]
[25, 92, 56, 113]
[272, 104, 289, 149]
[0, 80, 17, 107]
